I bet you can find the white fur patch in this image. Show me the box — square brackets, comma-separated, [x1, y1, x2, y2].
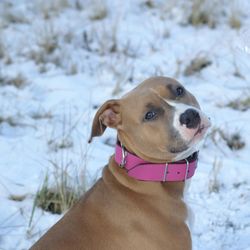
[164, 100, 210, 161]
[166, 100, 210, 141]
[149, 88, 211, 160]
[164, 101, 198, 139]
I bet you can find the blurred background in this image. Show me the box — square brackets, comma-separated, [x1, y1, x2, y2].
[0, 0, 250, 249]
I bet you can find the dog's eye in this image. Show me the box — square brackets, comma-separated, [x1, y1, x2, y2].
[176, 87, 184, 97]
[144, 111, 157, 121]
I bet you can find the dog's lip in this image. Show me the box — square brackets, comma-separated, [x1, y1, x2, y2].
[194, 125, 204, 136]
[194, 123, 210, 137]
[194, 117, 212, 137]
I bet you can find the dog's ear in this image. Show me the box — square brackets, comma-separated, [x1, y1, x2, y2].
[88, 99, 121, 143]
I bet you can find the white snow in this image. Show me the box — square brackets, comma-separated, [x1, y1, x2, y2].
[0, 0, 250, 249]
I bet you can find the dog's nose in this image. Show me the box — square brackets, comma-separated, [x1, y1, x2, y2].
[179, 109, 200, 129]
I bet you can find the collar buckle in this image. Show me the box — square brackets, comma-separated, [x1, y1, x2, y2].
[163, 163, 168, 182]
[184, 158, 189, 181]
[119, 144, 127, 168]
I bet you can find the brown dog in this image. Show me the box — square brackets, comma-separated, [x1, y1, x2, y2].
[31, 76, 211, 250]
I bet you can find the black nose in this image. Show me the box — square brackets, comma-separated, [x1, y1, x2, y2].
[179, 109, 200, 129]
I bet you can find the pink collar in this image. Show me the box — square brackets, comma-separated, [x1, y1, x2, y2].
[115, 143, 198, 182]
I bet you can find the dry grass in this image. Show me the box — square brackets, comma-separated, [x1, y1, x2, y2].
[0, 2, 29, 25]
[0, 31, 5, 59]
[28, 21, 60, 67]
[34, 0, 69, 19]
[185, 0, 219, 28]
[82, 30, 92, 52]
[9, 73, 27, 88]
[8, 194, 27, 202]
[226, 96, 250, 111]
[38, 64, 48, 74]
[32, 148, 88, 215]
[0, 73, 28, 88]
[0, 116, 18, 127]
[66, 62, 78, 75]
[0, 29, 12, 64]
[47, 109, 81, 152]
[28, 49, 46, 65]
[31, 110, 53, 120]
[75, 0, 84, 10]
[88, 0, 108, 21]
[36, 22, 59, 55]
[189, 0, 244, 30]
[63, 30, 74, 44]
[29, 21, 81, 73]
[228, 1, 242, 29]
[147, 21, 170, 52]
[226, 132, 245, 150]
[34, 172, 80, 214]
[160, 0, 243, 29]
[144, 0, 155, 8]
[174, 59, 182, 78]
[103, 56, 134, 96]
[209, 158, 223, 193]
[188, 1, 215, 28]
[229, 14, 242, 29]
[29, 111, 89, 228]
[0, 115, 37, 130]
[184, 55, 212, 76]
[83, 20, 119, 55]
[210, 127, 246, 151]
[48, 137, 74, 152]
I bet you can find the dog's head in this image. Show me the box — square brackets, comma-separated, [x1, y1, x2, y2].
[89, 76, 211, 162]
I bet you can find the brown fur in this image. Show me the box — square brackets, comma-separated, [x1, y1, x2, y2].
[31, 76, 203, 250]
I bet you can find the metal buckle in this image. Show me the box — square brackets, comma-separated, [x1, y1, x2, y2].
[163, 163, 168, 182]
[119, 144, 127, 168]
[184, 158, 189, 181]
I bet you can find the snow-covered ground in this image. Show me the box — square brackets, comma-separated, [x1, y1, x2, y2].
[0, 0, 250, 249]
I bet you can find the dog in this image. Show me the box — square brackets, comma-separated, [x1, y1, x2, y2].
[30, 76, 211, 250]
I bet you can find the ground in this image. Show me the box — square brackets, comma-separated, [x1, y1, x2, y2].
[0, 0, 250, 249]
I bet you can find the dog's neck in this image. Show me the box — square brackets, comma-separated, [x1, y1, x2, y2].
[114, 142, 198, 183]
[106, 156, 186, 199]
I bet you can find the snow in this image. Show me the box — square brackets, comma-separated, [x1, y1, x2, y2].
[0, 0, 250, 249]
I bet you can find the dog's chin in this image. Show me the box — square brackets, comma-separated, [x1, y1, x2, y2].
[172, 122, 210, 161]
[172, 134, 207, 161]
[172, 147, 197, 162]
[169, 137, 201, 161]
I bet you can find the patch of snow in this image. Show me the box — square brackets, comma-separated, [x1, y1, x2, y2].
[0, 0, 250, 249]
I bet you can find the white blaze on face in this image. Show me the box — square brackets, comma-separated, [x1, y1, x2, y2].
[167, 100, 211, 161]
[165, 100, 211, 144]
[167, 101, 199, 141]
[149, 88, 211, 156]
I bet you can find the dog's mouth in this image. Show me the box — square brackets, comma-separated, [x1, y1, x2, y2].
[194, 124, 205, 136]
[193, 123, 210, 138]
[169, 123, 209, 154]
[169, 144, 189, 154]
